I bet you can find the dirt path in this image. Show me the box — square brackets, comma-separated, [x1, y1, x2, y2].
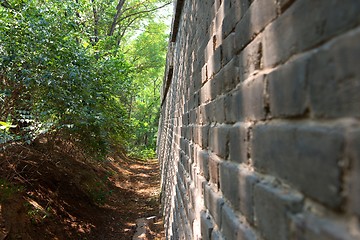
[0, 141, 164, 240]
[91, 158, 164, 240]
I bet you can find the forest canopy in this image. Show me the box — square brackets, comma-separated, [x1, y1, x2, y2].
[0, 0, 171, 158]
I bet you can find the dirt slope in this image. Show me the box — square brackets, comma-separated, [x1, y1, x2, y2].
[0, 139, 164, 240]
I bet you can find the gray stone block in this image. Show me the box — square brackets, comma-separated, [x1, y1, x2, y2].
[197, 150, 210, 180]
[290, 213, 355, 240]
[219, 161, 258, 224]
[276, 0, 296, 13]
[221, 203, 256, 240]
[223, 57, 240, 93]
[264, 0, 360, 67]
[224, 90, 243, 123]
[209, 125, 230, 159]
[229, 123, 248, 164]
[238, 35, 263, 81]
[214, 97, 226, 123]
[201, 79, 213, 104]
[200, 125, 210, 148]
[348, 128, 360, 217]
[254, 182, 303, 240]
[308, 29, 360, 118]
[201, 211, 214, 240]
[252, 122, 344, 208]
[212, 68, 224, 98]
[268, 54, 308, 117]
[222, 33, 235, 66]
[204, 184, 225, 227]
[209, 154, 221, 188]
[235, 0, 277, 52]
[211, 230, 225, 240]
[242, 75, 266, 120]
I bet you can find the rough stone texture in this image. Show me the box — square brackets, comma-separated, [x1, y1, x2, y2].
[290, 213, 357, 240]
[229, 123, 248, 163]
[221, 203, 256, 240]
[158, 0, 360, 239]
[252, 122, 344, 208]
[308, 28, 360, 118]
[254, 182, 303, 240]
[200, 211, 214, 240]
[268, 54, 308, 117]
[348, 128, 360, 217]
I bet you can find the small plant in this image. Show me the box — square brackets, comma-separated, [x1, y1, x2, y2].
[0, 178, 24, 202]
[25, 199, 51, 225]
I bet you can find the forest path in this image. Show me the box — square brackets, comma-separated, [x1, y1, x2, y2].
[0, 140, 164, 239]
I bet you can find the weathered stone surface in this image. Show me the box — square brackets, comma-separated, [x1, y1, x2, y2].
[242, 75, 266, 120]
[200, 211, 214, 240]
[290, 213, 355, 240]
[348, 128, 360, 217]
[308, 28, 360, 118]
[204, 184, 224, 227]
[252, 122, 344, 208]
[268, 54, 308, 117]
[219, 161, 258, 224]
[235, 0, 277, 52]
[158, 0, 360, 239]
[221, 203, 256, 240]
[229, 123, 248, 164]
[209, 125, 230, 159]
[263, 0, 360, 67]
[254, 182, 303, 240]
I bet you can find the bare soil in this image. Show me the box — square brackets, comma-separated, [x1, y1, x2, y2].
[0, 138, 164, 240]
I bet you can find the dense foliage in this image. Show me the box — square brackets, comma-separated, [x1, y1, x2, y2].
[0, 0, 170, 158]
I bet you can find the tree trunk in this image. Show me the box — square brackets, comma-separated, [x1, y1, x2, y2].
[108, 0, 126, 36]
[91, 0, 99, 43]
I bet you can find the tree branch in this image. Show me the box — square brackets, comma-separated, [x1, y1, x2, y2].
[108, 0, 126, 36]
[118, 2, 171, 24]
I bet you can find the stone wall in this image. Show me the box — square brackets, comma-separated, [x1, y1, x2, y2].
[157, 0, 360, 239]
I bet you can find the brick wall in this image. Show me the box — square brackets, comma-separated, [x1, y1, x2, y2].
[157, 0, 360, 239]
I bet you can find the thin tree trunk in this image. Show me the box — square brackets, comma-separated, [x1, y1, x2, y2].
[91, 0, 99, 43]
[108, 0, 126, 36]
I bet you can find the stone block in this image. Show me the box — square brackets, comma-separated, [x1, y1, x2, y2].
[235, 0, 277, 52]
[276, 0, 296, 13]
[224, 90, 243, 123]
[209, 125, 230, 159]
[252, 122, 344, 208]
[348, 128, 360, 217]
[229, 123, 248, 164]
[254, 182, 303, 240]
[214, 97, 226, 123]
[200, 80, 212, 104]
[201, 211, 214, 240]
[197, 150, 210, 180]
[212, 72, 224, 99]
[221, 203, 256, 240]
[207, 47, 222, 78]
[242, 75, 266, 120]
[208, 154, 221, 189]
[268, 54, 308, 117]
[238, 35, 263, 81]
[308, 28, 360, 118]
[264, 0, 360, 67]
[219, 161, 258, 224]
[200, 125, 210, 148]
[290, 213, 355, 240]
[204, 184, 225, 227]
[205, 101, 216, 122]
[223, 57, 240, 93]
[202, 64, 208, 84]
[222, 33, 235, 66]
[211, 230, 225, 240]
